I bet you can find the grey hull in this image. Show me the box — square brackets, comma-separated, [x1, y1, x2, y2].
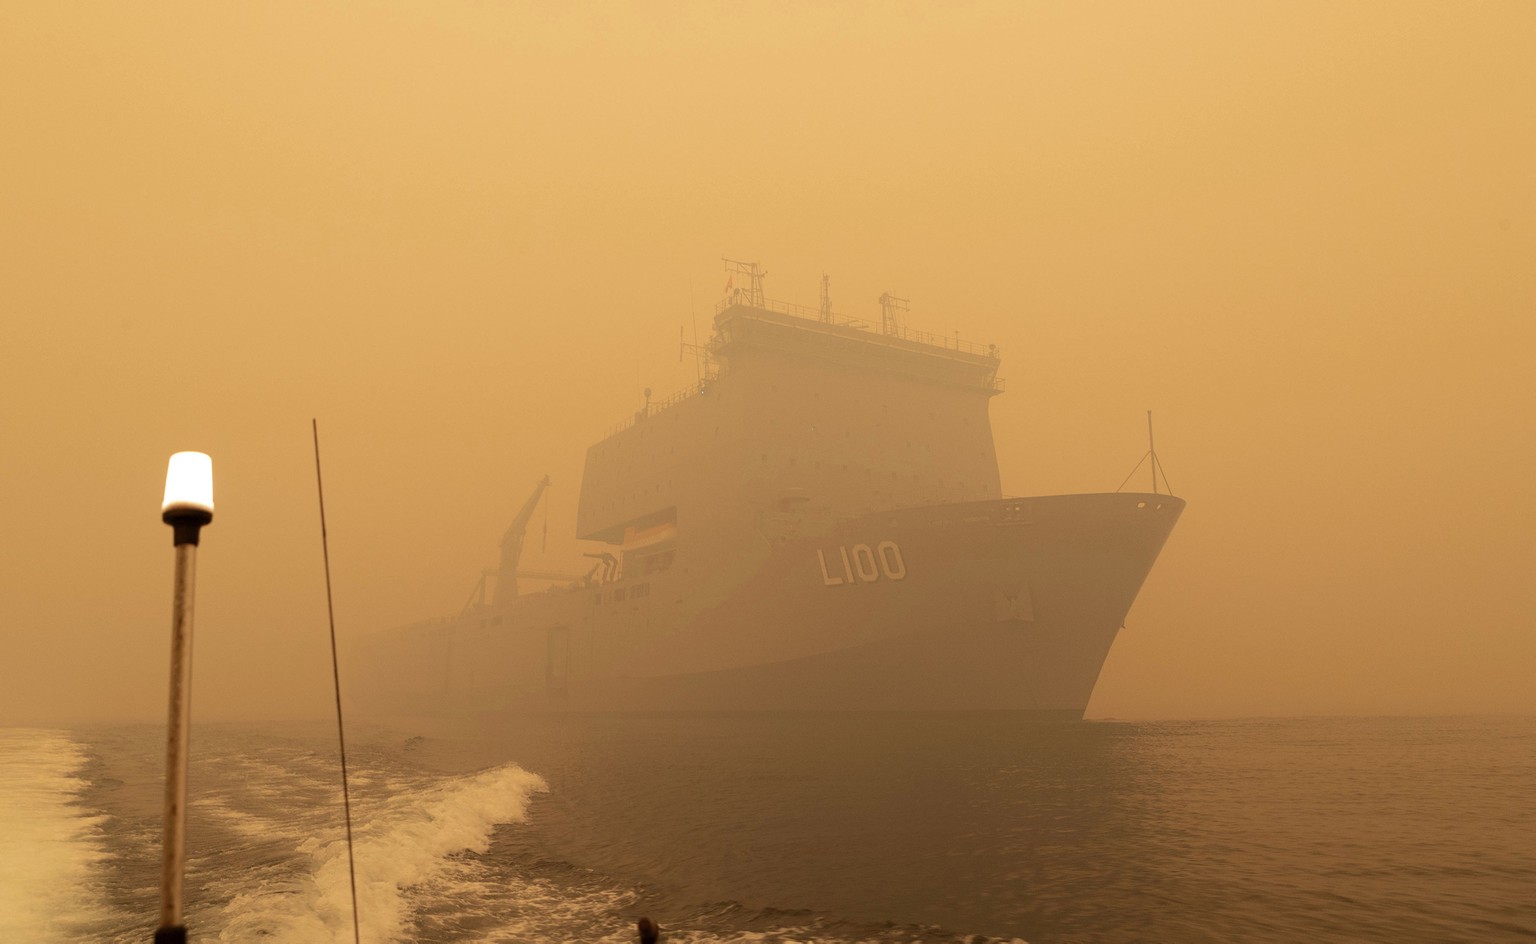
[350, 492, 1183, 718]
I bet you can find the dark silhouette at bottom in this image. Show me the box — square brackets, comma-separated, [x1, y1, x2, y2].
[638, 916, 660, 943]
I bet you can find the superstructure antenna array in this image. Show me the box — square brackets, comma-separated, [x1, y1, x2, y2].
[820, 273, 833, 323]
[722, 258, 767, 307]
[878, 292, 910, 336]
[680, 325, 714, 380]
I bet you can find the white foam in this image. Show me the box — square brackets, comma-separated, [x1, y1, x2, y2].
[214, 763, 547, 943]
[412, 858, 639, 943]
[0, 729, 117, 941]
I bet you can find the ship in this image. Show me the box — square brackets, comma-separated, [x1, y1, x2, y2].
[350, 264, 1184, 719]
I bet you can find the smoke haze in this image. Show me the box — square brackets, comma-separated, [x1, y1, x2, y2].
[2, 1, 1532, 723]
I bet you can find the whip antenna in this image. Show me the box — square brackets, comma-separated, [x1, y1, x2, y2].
[312, 420, 362, 944]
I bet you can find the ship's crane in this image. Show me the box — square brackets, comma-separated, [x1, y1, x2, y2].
[494, 474, 551, 604]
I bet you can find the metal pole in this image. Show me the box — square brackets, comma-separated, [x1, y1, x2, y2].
[156, 536, 199, 943]
[1147, 410, 1157, 495]
[156, 450, 211, 944]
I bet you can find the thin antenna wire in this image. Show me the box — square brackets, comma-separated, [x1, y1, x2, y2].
[312, 419, 362, 944]
[1153, 452, 1174, 496]
[1116, 411, 1174, 495]
[1115, 454, 1150, 493]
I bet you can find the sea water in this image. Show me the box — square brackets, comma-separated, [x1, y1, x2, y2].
[0, 715, 1531, 943]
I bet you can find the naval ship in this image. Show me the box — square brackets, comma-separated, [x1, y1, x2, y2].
[350, 266, 1183, 719]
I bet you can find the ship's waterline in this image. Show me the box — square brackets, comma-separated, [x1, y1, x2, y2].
[351, 294, 1182, 717]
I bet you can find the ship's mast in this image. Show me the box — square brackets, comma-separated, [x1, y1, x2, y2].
[723, 257, 767, 307]
[819, 273, 833, 323]
[1117, 411, 1174, 495]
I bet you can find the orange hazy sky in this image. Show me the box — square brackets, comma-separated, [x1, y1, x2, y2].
[2, 1, 1532, 723]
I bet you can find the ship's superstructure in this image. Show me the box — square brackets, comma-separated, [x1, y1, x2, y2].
[350, 274, 1183, 718]
[580, 297, 1003, 587]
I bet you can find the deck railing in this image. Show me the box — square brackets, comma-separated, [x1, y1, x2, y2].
[603, 377, 716, 438]
[601, 297, 1003, 438]
[713, 293, 1000, 359]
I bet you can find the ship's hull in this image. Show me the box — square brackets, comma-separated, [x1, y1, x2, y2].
[349, 492, 1183, 719]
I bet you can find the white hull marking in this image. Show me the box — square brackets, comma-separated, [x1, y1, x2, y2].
[818, 540, 907, 585]
[817, 549, 844, 586]
[852, 544, 879, 582]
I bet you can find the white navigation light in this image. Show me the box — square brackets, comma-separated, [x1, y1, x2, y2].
[162, 452, 214, 517]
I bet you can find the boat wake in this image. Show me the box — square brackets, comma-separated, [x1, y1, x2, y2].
[208, 762, 546, 943]
[4, 724, 1040, 942]
[0, 730, 118, 942]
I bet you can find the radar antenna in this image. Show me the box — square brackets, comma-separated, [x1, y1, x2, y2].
[722, 258, 767, 307]
[819, 272, 833, 323]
